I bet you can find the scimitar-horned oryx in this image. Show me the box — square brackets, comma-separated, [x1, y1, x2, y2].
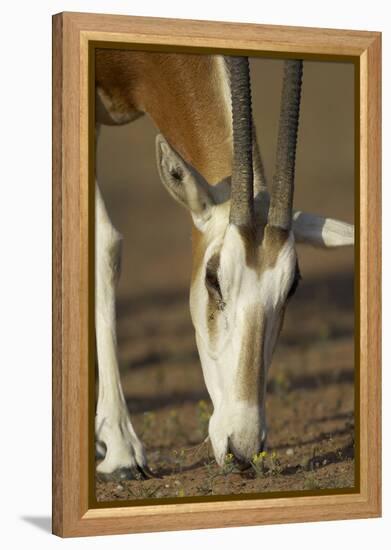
[95, 52, 354, 480]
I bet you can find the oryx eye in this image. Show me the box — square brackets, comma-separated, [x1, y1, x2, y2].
[287, 264, 301, 300]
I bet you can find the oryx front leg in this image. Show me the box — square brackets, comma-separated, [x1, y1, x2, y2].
[95, 185, 150, 480]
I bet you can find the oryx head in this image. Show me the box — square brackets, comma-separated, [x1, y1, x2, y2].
[156, 57, 354, 467]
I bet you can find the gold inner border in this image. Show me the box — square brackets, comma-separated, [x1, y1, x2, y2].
[87, 41, 360, 509]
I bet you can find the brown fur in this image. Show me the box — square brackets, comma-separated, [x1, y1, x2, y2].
[237, 223, 289, 271]
[205, 252, 225, 344]
[96, 50, 233, 184]
[190, 226, 206, 286]
[262, 225, 290, 267]
[235, 307, 265, 403]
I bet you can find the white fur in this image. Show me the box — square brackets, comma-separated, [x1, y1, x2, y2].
[190, 221, 297, 464]
[95, 184, 146, 473]
[293, 210, 354, 247]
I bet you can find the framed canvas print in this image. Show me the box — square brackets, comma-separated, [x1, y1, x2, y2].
[52, 12, 381, 537]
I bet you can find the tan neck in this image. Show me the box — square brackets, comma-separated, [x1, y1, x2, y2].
[96, 50, 233, 184]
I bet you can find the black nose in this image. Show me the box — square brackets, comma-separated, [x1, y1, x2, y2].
[226, 431, 268, 470]
[226, 438, 254, 471]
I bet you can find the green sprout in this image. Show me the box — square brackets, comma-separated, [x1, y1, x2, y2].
[251, 450, 268, 477]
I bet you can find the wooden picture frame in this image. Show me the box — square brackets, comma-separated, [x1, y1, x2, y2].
[52, 11, 381, 537]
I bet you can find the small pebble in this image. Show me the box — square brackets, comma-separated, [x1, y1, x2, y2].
[286, 448, 294, 456]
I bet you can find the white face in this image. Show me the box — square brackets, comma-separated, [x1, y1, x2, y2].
[156, 133, 354, 468]
[190, 203, 299, 465]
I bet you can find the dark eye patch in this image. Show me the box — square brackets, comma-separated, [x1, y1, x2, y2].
[205, 268, 222, 297]
[287, 263, 301, 300]
[205, 253, 223, 302]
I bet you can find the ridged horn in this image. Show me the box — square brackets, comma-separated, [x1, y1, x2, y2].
[252, 124, 267, 196]
[229, 56, 254, 228]
[268, 59, 303, 230]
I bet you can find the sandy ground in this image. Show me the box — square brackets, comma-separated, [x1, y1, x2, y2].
[95, 57, 355, 502]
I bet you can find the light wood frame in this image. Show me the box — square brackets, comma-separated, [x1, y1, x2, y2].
[52, 11, 381, 538]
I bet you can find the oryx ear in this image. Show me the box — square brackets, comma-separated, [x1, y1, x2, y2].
[156, 134, 215, 228]
[293, 211, 354, 247]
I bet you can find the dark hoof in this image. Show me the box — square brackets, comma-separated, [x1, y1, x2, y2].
[95, 442, 106, 460]
[227, 437, 252, 471]
[138, 464, 162, 479]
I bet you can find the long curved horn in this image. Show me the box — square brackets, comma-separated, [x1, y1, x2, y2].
[268, 59, 303, 230]
[229, 56, 254, 227]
